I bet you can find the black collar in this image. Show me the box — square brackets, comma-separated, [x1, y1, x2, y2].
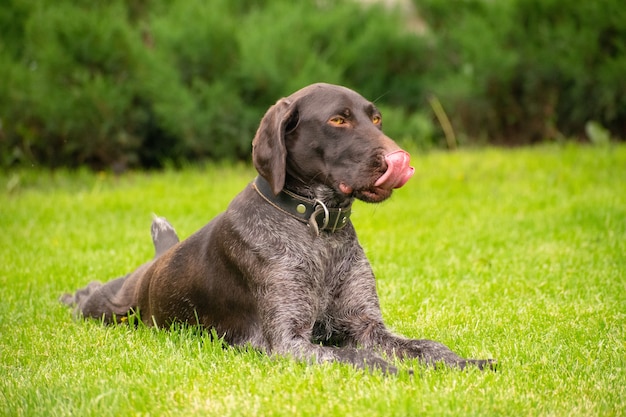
[252, 176, 351, 233]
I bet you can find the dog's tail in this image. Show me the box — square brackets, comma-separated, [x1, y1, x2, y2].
[151, 214, 180, 258]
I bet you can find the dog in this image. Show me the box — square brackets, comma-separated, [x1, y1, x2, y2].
[62, 83, 495, 374]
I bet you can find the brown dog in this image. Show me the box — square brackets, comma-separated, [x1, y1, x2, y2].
[62, 83, 495, 373]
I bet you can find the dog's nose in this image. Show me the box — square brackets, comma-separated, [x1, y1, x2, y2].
[374, 150, 415, 189]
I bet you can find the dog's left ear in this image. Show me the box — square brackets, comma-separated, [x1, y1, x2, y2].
[252, 98, 299, 195]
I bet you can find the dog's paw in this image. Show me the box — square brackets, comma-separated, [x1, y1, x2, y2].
[340, 348, 398, 375]
[363, 356, 399, 375]
[151, 215, 180, 258]
[460, 358, 498, 371]
[59, 293, 75, 306]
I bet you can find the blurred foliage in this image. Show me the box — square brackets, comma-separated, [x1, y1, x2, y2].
[0, 0, 624, 169]
[415, 0, 626, 144]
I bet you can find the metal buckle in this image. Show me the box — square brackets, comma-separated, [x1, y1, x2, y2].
[329, 207, 343, 233]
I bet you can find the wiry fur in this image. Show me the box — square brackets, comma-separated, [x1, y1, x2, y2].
[61, 83, 495, 374]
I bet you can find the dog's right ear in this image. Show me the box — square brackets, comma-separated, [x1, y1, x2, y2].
[252, 98, 299, 195]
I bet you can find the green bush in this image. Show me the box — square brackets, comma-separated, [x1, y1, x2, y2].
[0, 0, 434, 169]
[415, 0, 626, 143]
[1, 1, 147, 168]
[0, 0, 624, 169]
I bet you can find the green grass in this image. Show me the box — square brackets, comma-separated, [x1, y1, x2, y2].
[1, 144, 625, 416]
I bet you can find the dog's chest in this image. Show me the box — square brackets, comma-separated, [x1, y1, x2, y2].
[306, 235, 358, 309]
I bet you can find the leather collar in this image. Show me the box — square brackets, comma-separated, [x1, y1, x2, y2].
[252, 176, 351, 233]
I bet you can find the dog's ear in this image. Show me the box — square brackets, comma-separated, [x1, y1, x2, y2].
[252, 98, 299, 195]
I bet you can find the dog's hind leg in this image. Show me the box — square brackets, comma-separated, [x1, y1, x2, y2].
[151, 215, 179, 258]
[60, 274, 133, 323]
[61, 216, 177, 324]
[61, 260, 156, 324]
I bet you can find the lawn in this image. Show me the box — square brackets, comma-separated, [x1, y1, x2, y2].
[1, 144, 624, 416]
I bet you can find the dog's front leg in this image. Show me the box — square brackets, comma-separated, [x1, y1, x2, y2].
[332, 258, 496, 370]
[361, 327, 496, 370]
[337, 303, 496, 370]
[256, 279, 397, 374]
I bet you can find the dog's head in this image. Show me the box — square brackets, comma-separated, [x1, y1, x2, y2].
[252, 83, 414, 203]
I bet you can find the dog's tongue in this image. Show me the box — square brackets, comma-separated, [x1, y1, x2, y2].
[374, 150, 415, 189]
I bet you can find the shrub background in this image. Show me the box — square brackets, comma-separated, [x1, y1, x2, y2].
[1, 0, 624, 169]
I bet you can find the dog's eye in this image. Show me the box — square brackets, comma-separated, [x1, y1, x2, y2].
[329, 116, 346, 126]
[372, 115, 382, 125]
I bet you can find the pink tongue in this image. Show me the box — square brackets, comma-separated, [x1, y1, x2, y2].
[374, 150, 415, 189]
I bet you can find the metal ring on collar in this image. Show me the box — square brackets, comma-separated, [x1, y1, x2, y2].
[314, 199, 330, 230]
